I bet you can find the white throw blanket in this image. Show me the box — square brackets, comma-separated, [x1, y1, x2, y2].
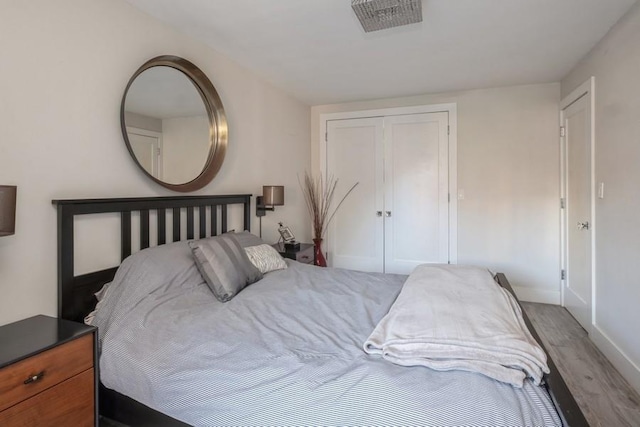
[364, 264, 549, 387]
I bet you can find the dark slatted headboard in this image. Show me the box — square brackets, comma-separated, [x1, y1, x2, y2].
[53, 195, 251, 323]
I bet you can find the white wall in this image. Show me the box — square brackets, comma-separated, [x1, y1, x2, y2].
[561, 2, 640, 393]
[0, 0, 310, 326]
[312, 83, 561, 303]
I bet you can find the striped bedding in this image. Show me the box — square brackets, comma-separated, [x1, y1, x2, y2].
[93, 241, 562, 426]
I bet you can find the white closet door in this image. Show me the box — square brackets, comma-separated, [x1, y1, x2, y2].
[327, 118, 384, 273]
[384, 112, 449, 273]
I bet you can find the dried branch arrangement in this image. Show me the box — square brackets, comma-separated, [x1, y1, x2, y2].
[299, 172, 359, 240]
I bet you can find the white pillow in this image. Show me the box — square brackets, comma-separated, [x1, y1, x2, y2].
[244, 244, 288, 274]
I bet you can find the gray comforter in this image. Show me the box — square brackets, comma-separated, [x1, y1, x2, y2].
[93, 241, 561, 426]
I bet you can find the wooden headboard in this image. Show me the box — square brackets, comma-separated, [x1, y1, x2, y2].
[52, 194, 251, 323]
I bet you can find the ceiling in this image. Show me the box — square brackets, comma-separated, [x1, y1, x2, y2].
[124, 0, 637, 106]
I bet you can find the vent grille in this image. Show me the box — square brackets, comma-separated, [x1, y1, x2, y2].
[352, 0, 423, 33]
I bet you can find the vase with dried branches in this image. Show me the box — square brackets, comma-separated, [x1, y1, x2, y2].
[300, 172, 358, 267]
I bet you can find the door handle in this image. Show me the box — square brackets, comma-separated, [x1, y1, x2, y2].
[385, 211, 392, 217]
[376, 211, 383, 217]
[577, 221, 589, 230]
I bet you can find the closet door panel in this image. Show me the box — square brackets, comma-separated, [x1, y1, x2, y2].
[384, 112, 449, 274]
[327, 118, 384, 273]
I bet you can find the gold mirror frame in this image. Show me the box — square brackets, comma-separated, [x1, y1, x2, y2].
[121, 55, 228, 192]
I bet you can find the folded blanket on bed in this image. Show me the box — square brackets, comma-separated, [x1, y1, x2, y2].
[363, 265, 549, 387]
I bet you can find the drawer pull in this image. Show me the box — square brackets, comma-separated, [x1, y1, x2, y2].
[23, 371, 45, 384]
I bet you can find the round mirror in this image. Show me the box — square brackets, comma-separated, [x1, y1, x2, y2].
[121, 56, 227, 192]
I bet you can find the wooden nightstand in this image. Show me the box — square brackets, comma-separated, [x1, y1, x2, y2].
[0, 315, 97, 427]
[272, 242, 315, 265]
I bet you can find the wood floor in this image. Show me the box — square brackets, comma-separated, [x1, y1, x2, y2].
[522, 302, 640, 427]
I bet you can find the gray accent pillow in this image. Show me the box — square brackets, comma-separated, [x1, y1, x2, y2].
[189, 234, 263, 302]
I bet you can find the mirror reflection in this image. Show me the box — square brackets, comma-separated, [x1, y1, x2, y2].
[123, 66, 210, 185]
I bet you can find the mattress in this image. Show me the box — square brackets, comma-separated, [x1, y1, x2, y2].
[92, 241, 561, 426]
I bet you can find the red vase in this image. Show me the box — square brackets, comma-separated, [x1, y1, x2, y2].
[313, 238, 327, 267]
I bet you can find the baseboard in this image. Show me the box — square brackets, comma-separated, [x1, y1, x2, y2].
[591, 325, 640, 395]
[512, 286, 560, 305]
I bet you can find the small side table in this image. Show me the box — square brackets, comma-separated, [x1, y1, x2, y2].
[0, 315, 97, 426]
[272, 242, 315, 265]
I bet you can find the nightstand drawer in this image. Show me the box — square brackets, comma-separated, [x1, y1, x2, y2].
[296, 244, 315, 264]
[0, 368, 94, 427]
[0, 333, 93, 412]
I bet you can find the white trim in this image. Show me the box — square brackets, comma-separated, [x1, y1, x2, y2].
[588, 78, 596, 326]
[559, 77, 596, 328]
[447, 104, 458, 263]
[560, 77, 594, 110]
[591, 326, 640, 394]
[559, 135, 566, 306]
[319, 103, 457, 121]
[126, 126, 164, 179]
[126, 126, 163, 139]
[512, 286, 560, 305]
[319, 103, 458, 264]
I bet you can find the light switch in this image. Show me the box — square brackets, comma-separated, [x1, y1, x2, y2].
[458, 189, 465, 200]
[598, 182, 604, 199]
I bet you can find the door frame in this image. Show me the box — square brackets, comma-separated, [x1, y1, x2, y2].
[319, 103, 458, 264]
[126, 126, 163, 179]
[560, 77, 596, 327]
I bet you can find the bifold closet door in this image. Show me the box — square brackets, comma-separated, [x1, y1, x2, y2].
[326, 118, 385, 272]
[383, 112, 449, 274]
[326, 112, 449, 274]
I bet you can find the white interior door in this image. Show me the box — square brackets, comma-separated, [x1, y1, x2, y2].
[327, 118, 384, 272]
[127, 127, 162, 179]
[384, 112, 449, 273]
[562, 93, 593, 330]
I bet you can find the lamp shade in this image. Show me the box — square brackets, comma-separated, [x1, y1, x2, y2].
[0, 185, 17, 237]
[263, 186, 284, 206]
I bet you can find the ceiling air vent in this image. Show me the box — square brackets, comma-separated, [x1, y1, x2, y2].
[352, 0, 423, 33]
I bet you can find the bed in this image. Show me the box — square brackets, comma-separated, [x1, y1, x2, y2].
[53, 195, 587, 426]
